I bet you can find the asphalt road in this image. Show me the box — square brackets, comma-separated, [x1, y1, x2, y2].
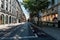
[0, 22, 56, 40]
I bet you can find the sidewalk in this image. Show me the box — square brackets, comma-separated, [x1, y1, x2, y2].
[0, 22, 26, 30]
[40, 27, 60, 40]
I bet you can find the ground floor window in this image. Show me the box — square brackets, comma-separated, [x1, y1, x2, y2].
[0, 15, 2, 24]
[11, 17, 13, 23]
[12, 17, 15, 23]
[6, 15, 8, 24]
[9, 16, 11, 23]
[0, 14, 4, 24]
[15, 18, 17, 23]
[41, 13, 58, 22]
[19, 19, 20, 23]
[12, 18, 17, 23]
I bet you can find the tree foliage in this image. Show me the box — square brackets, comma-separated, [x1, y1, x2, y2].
[22, 0, 50, 16]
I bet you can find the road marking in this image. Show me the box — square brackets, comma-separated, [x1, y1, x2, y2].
[32, 30, 34, 32]
[0, 24, 38, 39]
[20, 29, 24, 32]
[35, 34, 38, 37]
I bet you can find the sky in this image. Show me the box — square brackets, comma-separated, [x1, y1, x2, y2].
[18, 0, 29, 20]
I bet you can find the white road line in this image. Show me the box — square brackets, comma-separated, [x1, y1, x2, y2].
[35, 34, 38, 37]
[16, 36, 37, 39]
[32, 30, 34, 32]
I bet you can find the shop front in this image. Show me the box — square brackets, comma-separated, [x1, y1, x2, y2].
[41, 13, 58, 27]
[41, 13, 58, 22]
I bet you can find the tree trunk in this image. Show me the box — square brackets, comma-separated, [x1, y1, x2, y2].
[37, 15, 39, 26]
[36, 11, 39, 26]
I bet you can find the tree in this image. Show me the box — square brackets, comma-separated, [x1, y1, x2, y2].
[22, 0, 50, 25]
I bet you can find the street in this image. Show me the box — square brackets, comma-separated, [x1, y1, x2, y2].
[0, 0, 59, 40]
[0, 22, 56, 40]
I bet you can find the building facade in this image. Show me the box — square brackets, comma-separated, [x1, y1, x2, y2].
[21, 13, 26, 22]
[0, 0, 22, 25]
[41, 0, 59, 22]
[40, 0, 59, 27]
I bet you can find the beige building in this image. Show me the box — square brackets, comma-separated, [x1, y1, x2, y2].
[0, 0, 23, 25]
[21, 13, 26, 22]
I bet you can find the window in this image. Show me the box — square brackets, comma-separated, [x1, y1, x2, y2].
[1, 0, 4, 8]
[6, 15, 8, 24]
[10, 0, 11, 4]
[0, 15, 2, 24]
[9, 16, 11, 23]
[1, 4, 4, 8]
[6, 3, 8, 10]
[10, 6, 11, 12]
[52, 0, 55, 5]
[6, 0, 8, 2]
[0, 14, 4, 24]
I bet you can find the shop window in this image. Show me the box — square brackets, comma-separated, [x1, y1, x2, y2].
[55, 14, 58, 17]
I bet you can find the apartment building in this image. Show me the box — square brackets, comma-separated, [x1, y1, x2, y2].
[21, 13, 26, 22]
[40, 0, 59, 22]
[40, 0, 59, 27]
[0, 0, 22, 25]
